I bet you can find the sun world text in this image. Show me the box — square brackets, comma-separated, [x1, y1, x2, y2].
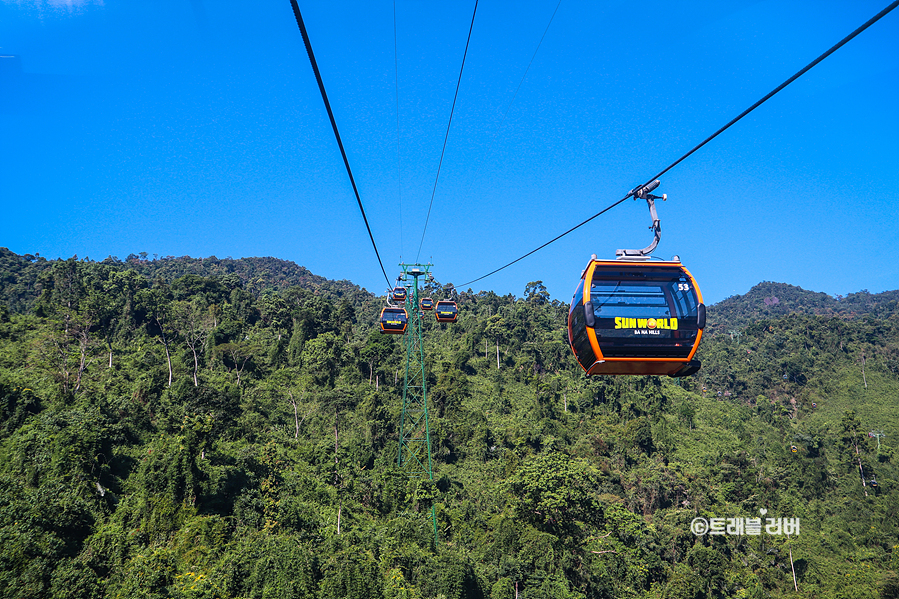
[614, 317, 679, 330]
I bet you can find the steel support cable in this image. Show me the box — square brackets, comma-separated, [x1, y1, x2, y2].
[459, 0, 899, 289]
[458, 198, 629, 287]
[288, 0, 392, 288]
[415, 0, 480, 262]
[394, 0, 404, 258]
[466, 0, 563, 197]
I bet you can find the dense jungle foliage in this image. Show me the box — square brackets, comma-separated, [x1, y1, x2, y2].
[0, 247, 897, 599]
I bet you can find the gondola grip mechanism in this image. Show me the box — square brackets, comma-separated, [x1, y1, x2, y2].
[631, 179, 660, 198]
[617, 180, 664, 259]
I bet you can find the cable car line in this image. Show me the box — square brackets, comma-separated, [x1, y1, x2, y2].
[465, 0, 563, 197]
[416, 0, 480, 262]
[646, 0, 899, 187]
[288, 0, 392, 288]
[498, 0, 562, 133]
[458, 0, 899, 289]
[458, 194, 630, 288]
[393, 0, 404, 259]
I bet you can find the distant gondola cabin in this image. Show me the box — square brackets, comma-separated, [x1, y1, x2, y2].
[568, 259, 705, 377]
[420, 297, 434, 311]
[435, 301, 458, 323]
[391, 287, 407, 302]
[379, 307, 408, 335]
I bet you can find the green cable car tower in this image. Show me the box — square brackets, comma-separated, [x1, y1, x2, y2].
[396, 263, 438, 546]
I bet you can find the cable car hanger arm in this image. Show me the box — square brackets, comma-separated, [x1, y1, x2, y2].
[616, 180, 666, 260]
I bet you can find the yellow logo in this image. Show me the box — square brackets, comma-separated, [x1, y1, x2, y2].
[614, 317, 678, 330]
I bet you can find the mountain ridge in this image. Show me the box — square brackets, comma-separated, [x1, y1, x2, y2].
[0, 247, 373, 314]
[4, 248, 897, 321]
[706, 281, 899, 332]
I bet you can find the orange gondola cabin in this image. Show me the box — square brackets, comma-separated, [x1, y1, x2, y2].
[379, 307, 408, 335]
[420, 297, 434, 311]
[391, 287, 407, 302]
[568, 259, 705, 377]
[434, 301, 458, 323]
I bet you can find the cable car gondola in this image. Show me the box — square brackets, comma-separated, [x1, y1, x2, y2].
[391, 287, 407, 302]
[379, 307, 408, 334]
[420, 297, 434, 311]
[569, 259, 704, 376]
[567, 181, 705, 377]
[435, 301, 458, 323]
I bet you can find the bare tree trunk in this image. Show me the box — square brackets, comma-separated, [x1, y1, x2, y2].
[334, 413, 339, 485]
[52, 336, 71, 394]
[788, 536, 798, 591]
[191, 347, 199, 387]
[75, 331, 90, 392]
[164, 341, 173, 387]
[861, 353, 868, 389]
[335, 410, 341, 534]
[157, 322, 173, 387]
[227, 351, 250, 387]
[496, 340, 500, 369]
[856, 442, 869, 497]
[288, 392, 299, 440]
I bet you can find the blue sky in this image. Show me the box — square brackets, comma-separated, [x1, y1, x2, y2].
[2, 0, 897, 305]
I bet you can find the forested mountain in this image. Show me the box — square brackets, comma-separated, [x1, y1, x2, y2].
[0, 248, 897, 599]
[0, 247, 370, 315]
[707, 281, 899, 332]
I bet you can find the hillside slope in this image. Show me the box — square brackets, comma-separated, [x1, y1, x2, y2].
[0, 247, 373, 315]
[707, 281, 899, 331]
[0, 249, 897, 599]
